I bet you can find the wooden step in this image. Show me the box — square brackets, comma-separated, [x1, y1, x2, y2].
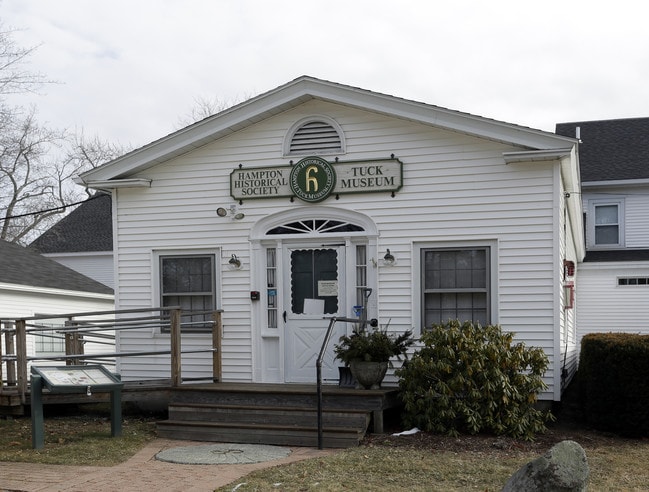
[167, 402, 371, 428]
[156, 419, 363, 448]
[157, 383, 402, 448]
[169, 383, 400, 411]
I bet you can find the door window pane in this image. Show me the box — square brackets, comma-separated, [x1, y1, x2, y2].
[290, 249, 338, 315]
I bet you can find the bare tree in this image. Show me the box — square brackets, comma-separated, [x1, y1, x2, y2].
[0, 111, 126, 243]
[0, 106, 64, 243]
[64, 130, 127, 196]
[0, 24, 127, 244]
[175, 94, 244, 128]
[0, 26, 45, 97]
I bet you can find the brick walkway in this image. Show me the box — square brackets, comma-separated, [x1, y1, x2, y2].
[0, 439, 336, 492]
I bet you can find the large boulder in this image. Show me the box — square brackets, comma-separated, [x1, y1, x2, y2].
[502, 440, 589, 491]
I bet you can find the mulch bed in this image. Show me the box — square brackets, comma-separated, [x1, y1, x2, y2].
[363, 414, 630, 458]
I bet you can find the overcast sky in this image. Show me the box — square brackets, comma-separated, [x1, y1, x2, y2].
[2, 0, 648, 149]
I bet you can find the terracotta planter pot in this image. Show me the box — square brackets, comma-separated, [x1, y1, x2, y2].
[349, 360, 388, 389]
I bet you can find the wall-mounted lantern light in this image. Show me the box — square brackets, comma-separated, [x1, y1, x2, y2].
[381, 249, 396, 267]
[228, 254, 242, 270]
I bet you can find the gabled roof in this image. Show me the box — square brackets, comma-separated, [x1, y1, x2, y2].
[77, 75, 577, 186]
[30, 193, 112, 254]
[0, 240, 113, 295]
[556, 118, 649, 183]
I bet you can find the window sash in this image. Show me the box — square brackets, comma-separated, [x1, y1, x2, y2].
[35, 327, 66, 354]
[160, 254, 215, 331]
[594, 204, 619, 245]
[421, 247, 490, 327]
[589, 199, 624, 247]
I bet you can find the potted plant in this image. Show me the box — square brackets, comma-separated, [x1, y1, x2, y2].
[334, 325, 414, 389]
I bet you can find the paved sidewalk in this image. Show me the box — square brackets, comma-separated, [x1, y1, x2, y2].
[0, 439, 337, 492]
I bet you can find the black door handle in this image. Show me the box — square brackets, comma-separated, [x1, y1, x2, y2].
[283, 311, 287, 323]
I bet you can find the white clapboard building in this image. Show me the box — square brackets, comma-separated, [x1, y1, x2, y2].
[557, 118, 649, 343]
[76, 76, 583, 402]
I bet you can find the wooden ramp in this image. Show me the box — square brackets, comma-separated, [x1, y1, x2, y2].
[157, 383, 401, 448]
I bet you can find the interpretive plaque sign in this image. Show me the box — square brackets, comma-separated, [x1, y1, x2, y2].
[30, 365, 123, 449]
[34, 365, 120, 390]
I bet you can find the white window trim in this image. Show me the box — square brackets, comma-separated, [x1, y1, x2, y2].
[587, 198, 625, 249]
[413, 240, 498, 333]
[151, 248, 222, 336]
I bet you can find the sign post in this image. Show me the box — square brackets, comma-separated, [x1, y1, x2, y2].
[30, 365, 124, 449]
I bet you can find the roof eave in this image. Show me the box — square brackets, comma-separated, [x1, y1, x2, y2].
[582, 178, 649, 188]
[502, 148, 573, 163]
[0, 281, 114, 299]
[79, 76, 577, 183]
[74, 177, 152, 190]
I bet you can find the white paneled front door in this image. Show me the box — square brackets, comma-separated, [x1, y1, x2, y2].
[283, 245, 346, 382]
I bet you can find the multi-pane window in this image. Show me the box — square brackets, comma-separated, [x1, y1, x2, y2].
[422, 247, 489, 328]
[589, 199, 624, 247]
[34, 323, 66, 355]
[355, 245, 368, 308]
[594, 204, 620, 245]
[618, 277, 649, 286]
[160, 254, 215, 331]
[266, 248, 278, 328]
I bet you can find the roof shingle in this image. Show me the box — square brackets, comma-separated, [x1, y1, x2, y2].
[0, 239, 113, 295]
[30, 193, 112, 253]
[556, 118, 649, 182]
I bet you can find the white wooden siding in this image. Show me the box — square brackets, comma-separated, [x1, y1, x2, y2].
[576, 261, 649, 340]
[113, 100, 565, 398]
[0, 285, 114, 319]
[0, 285, 114, 373]
[578, 184, 649, 362]
[582, 185, 649, 248]
[558, 177, 579, 395]
[43, 253, 115, 288]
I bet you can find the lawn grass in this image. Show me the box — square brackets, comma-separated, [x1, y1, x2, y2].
[216, 438, 649, 492]
[0, 404, 158, 466]
[1, 404, 648, 491]
[215, 447, 529, 491]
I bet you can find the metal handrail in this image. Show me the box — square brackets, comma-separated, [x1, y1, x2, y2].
[316, 314, 375, 449]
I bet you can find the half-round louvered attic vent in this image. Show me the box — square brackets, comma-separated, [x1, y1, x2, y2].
[284, 117, 345, 156]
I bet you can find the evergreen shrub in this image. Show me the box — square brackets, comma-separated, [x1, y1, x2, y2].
[578, 332, 649, 436]
[397, 320, 553, 440]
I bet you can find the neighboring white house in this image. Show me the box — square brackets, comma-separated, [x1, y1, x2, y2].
[556, 118, 649, 342]
[75, 76, 584, 402]
[30, 192, 114, 289]
[0, 239, 114, 372]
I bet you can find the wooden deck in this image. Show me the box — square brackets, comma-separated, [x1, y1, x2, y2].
[2, 308, 403, 447]
[2, 380, 403, 448]
[0, 379, 174, 415]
